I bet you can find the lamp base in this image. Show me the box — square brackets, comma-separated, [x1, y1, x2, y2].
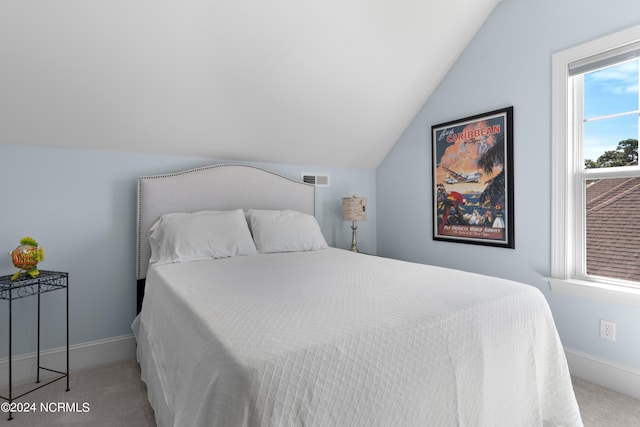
[350, 222, 359, 252]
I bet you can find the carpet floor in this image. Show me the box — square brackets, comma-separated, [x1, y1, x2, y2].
[0, 360, 638, 426]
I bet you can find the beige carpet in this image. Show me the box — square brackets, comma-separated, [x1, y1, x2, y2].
[571, 376, 640, 427]
[0, 360, 638, 426]
[0, 361, 155, 426]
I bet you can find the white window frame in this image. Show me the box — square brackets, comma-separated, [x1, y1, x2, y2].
[549, 25, 640, 307]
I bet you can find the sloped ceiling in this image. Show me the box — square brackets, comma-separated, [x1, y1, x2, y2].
[1, 0, 502, 169]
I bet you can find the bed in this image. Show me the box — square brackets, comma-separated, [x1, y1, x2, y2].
[132, 163, 583, 427]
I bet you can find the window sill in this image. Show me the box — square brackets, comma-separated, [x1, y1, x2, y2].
[545, 277, 640, 308]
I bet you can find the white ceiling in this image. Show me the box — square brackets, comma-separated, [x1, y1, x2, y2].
[1, 0, 502, 169]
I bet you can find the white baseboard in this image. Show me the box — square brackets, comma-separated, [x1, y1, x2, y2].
[0, 334, 136, 387]
[565, 347, 640, 400]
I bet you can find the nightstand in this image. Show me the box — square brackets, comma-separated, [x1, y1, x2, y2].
[0, 271, 69, 420]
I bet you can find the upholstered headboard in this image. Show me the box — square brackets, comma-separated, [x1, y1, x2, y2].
[136, 164, 316, 310]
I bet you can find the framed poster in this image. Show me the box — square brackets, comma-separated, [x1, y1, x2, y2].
[431, 106, 514, 248]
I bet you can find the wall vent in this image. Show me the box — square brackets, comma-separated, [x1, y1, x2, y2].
[301, 173, 330, 187]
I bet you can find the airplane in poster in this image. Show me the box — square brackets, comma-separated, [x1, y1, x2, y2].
[443, 167, 482, 184]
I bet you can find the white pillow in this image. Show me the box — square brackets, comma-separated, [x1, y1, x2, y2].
[249, 209, 328, 253]
[148, 209, 257, 265]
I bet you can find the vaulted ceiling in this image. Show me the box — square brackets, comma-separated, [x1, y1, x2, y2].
[1, 0, 503, 169]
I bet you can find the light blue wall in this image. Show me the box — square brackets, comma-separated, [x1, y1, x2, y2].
[0, 144, 375, 358]
[377, 0, 640, 370]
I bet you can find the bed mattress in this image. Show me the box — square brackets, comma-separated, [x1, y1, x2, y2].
[133, 248, 582, 426]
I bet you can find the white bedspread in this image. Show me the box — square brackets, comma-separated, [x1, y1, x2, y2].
[133, 248, 582, 427]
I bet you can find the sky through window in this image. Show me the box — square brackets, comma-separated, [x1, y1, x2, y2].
[583, 59, 638, 163]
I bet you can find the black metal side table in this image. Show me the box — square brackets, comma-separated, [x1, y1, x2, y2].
[0, 271, 69, 420]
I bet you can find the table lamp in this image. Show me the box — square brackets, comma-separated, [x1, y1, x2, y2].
[342, 195, 367, 252]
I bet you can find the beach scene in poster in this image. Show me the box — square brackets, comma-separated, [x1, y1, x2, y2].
[433, 113, 508, 243]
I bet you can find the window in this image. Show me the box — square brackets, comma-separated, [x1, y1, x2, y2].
[550, 25, 640, 306]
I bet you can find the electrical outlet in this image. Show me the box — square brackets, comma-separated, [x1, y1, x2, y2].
[599, 319, 616, 341]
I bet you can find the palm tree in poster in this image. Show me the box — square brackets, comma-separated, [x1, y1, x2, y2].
[477, 133, 505, 208]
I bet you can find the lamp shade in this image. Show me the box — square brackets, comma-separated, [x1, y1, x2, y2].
[342, 196, 367, 221]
